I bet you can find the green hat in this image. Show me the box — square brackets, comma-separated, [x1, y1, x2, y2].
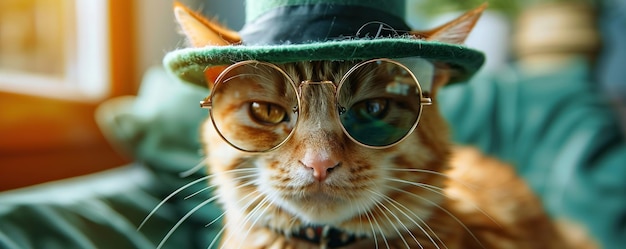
[164, 0, 485, 87]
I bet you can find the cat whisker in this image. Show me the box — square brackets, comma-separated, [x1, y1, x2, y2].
[389, 168, 505, 235]
[178, 157, 209, 178]
[369, 195, 406, 249]
[359, 203, 380, 249]
[287, 214, 299, 233]
[370, 205, 390, 249]
[371, 189, 446, 249]
[202, 181, 260, 230]
[156, 194, 221, 249]
[384, 177, 445, 194]
[218, 187, 277, 249]
[386, 177, 501, 231]
[210, 189, 264, 249]
[236, 200, 269, 246]
[390, 187, 488, 249]
[139, 168, 257, 230]
[185, 173, 258, 200]
[228, 194, 274, 249]
[385, 175, 488, 227]
[237, 195, 276, 249]
[205, 212, 226, 228]
[348, 197, 365, 238]
[369, 190, 419, 249]
[206, 223, 227, 249]
[367, 186, 394, 249]
[387, 168, 478, 191]
[158, 171, 260, 249]
[184, 186, 212, 200]
[139, 174, 211, 230]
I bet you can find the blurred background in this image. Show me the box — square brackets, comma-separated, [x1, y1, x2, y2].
[0, 0, 624, 191]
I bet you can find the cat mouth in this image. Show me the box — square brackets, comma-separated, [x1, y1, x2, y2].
[300, 182, 355, 202]
[293, 188, 341, 202]
[280, 176, 369, 208]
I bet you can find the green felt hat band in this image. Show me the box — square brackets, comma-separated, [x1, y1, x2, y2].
[164, 39, 485, 87]
[245, 0, 406, 23]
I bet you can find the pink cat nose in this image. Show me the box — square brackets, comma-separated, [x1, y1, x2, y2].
[301, 152, 340, 182]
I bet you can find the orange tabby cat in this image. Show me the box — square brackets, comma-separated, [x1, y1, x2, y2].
[169, 3, 595, 249]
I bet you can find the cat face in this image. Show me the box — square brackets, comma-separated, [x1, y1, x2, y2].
[202, 59, 453, 236]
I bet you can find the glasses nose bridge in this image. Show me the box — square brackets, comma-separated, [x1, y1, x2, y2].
[296, 80, 345, 140]
[296, 79, 341, 120]
[297, 79, 339, 106]
[298, 80, 337, 94]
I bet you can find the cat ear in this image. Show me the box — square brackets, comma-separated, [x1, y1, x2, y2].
[411, 3, 487, 44]
[429, 64, 452, 96]
[173, 2, 238, 88]
[204, 65, 228, 89]
[173, 1, 241, 47]
[409, 3, 486, 96]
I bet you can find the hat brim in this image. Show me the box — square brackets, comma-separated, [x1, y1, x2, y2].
[164, 38, 485, 87]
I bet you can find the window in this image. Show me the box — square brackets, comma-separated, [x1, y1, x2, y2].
[0, 0, 114, 100]
[0, 0, 136, 190]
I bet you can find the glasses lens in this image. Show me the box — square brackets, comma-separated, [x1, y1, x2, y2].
[210, 62, 298, 152]
[337, 59, 423, 147]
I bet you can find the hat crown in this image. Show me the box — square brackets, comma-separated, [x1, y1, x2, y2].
[246, 0, 406, 23]
[240, 0, 410, 46]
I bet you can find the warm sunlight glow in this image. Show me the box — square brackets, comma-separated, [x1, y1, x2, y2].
[0, 0, 110, 100]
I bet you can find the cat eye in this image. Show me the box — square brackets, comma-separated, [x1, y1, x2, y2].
[350, 98, 389, 121]
[201, 58, 432, 152]
[249, 101, 289, 125]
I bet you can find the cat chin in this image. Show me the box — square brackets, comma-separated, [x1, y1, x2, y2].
[277, 196, 374, 225]
[287, 205, 356, 225]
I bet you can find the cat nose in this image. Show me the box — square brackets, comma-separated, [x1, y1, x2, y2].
[301, 152, 340, 182]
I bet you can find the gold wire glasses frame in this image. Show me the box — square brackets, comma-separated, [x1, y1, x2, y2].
[200, 58, 433, 152]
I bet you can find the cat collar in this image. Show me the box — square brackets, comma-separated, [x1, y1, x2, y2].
[291, 225, 363, 249]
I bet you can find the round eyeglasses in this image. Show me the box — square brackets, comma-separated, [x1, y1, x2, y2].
[200, 58, 433, 152]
